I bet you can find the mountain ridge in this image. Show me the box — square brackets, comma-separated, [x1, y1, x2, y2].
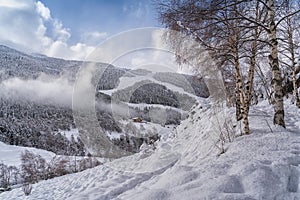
[0, 44, 209, 156]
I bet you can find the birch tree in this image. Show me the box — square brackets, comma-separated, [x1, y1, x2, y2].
[157, 0, 300, 129]
[278, 0, 300, 107]
[241, 0, 300, 127]
[267, 0, 285, 127]
[157, 0, 261, 135]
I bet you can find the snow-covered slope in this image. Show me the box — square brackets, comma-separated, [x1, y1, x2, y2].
[1, 100, 299, 200]
[0, 45, 209, 155]
[0, 142, 55, 166]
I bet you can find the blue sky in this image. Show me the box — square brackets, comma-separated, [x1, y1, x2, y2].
[39, 0, 159, 45]
[0, 0, 193, 74]
[0, 0, 161, 60]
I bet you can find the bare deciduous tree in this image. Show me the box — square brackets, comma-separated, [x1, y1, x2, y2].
[278, 0, 300, 107]
[157, 0, 300, 129]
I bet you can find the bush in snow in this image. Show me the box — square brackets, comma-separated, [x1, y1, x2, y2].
[21, 150, 47, 183]
[20, 150, 102, 186]
[0, 163, 21, 191]
[0, 163, 10, 190]
[47, 156, 70, 179]
[22, 183, 32, 196]
[213, 112, 236, 155]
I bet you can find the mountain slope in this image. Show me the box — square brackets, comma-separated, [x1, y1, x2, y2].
[1, 100, 299, 199]
[0, 45, 209, 155]
[0, 45, 80, 81]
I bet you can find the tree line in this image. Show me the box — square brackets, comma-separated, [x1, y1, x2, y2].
[0, 150, 101, 192]
[156, 0, 300, 134]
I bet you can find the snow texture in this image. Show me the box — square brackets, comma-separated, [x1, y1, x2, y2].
[0, 142, 55, 166]
[1, 100, 300, 199]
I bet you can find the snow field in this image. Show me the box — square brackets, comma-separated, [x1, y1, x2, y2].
[0, 100, 300, 199]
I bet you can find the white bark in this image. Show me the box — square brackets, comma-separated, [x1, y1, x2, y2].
[268, 0, 285, 127]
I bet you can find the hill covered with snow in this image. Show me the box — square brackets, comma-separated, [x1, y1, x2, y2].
[1, 99, 299, 199]
[0, 45, 208, 156]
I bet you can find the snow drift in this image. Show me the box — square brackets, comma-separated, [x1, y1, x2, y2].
[1, 100, 299, 199]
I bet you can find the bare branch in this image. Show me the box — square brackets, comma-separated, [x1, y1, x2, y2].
[276, 9, 300, 28]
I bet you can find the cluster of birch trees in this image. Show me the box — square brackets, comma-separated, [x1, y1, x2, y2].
[157, 0, 300, 134]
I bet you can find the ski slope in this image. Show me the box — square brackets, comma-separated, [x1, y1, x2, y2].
[1, 100, 300, 199]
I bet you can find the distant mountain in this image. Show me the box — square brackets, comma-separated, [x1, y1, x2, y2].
[0, 45, 209, 155]
[0, 45, 81, 81]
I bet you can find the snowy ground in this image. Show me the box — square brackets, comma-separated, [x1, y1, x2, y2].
[99, 70, 201, 101]
[0, 142, 55, 166]
[60, 128, 79, 142]
[1, 100, 300, 199]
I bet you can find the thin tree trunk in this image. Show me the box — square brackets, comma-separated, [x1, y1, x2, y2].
[292, 69, 300, 107]
[268, 0, 285, 127]
[234, 56, 250, 135]
[245, 47, 256, 113]
[245, 29, 258, 114]
[287, 15, 300, 108]
[228, 2, 250, 135]
[226, 1, 242, 122]
[255, 64, 273, 104]
[234, 2, 250, 135]
[245, 0, 261, 114]
[235, 83, 243, 121]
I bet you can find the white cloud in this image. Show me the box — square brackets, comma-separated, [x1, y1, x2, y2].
[36, 1, 50, 20]
[52, 19, 71, 42]
[81, 31, 108, 46]
[0, 0, 29, 9]
[0, 0, 96, 60]
[0, 0, 43, 51]
[46, 41, 95, 61]
[85, 31, 108, 39]
[85, 28, 188, 73]
[70, 43, 94, 54]
[70, 43, 95, 60]
[122, 2, 147, 19]
[0, 0, 195, 73]
[0, 74, 73, 106]
[46, 41, 70, 58]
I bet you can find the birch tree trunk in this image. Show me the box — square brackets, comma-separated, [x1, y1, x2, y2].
[245, 44, 256, 114]
[292, 69, 300, 107]
[245, 1, 260, 114]
[229, 2, 250, 135]
[234, 56, 250, 135]
[235, 84, 243, 121]
[286, 14, 300, 108]
[268, 0, 285, 127]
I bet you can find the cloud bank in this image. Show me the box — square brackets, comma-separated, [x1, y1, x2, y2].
[87, 28, 194, 74]
[0, 74, 73, 106]
[0, 0, 193, 74]
[0, 0, 95, 60]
